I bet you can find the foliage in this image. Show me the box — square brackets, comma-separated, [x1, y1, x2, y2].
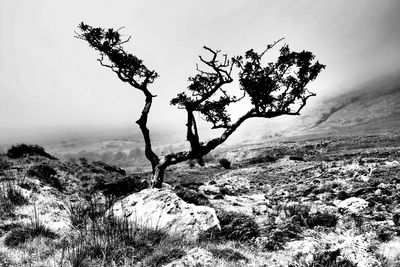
[201, 210, 260, 241]
[27, 163, 63, 190]
[0, 154, 12, 171]
[90, 161, 126, 175]
[261, 221, 303, 251]
[307, 211, 338, 229]
[91, 173, 146, 197]
[174, 185, 211, 206]
[6, 144, 55, 159]
[233, 43, 325, 116]
[218, 158, 231, 169]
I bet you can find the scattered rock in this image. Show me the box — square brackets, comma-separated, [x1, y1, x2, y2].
[336, 197, 369, 214]
[109, 188, 220, 239]
[199, 184, 220, 195]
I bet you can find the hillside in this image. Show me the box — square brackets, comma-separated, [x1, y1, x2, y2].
[299, 75, 400, 136]
[234, 74, 400, 143]
[0, 136, 400, 266]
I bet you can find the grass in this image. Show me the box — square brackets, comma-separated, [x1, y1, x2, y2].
[4, 205, 57, 248]
[290, 249, 357, 267]
[61, 194, 192, 266]
[0, 182, 28, 219]
[1, 136, 399, 266]
[27, 162, 63, 190]
[208, 247, 248, 263]
[200, 210, 260, 242]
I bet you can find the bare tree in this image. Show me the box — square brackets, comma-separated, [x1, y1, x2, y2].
[76, 23, 325, 188]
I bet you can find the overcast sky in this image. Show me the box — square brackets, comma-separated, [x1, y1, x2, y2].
[1, 0, 399, 142]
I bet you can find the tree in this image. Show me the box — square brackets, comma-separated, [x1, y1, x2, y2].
[76, 22, 325, 188]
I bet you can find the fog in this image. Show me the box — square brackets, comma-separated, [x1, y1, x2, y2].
[1, 0, 400, 143]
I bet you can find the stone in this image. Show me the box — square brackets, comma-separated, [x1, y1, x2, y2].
[164, 248, 214, 267]
[393, 204, 400, 214]
[108, 188, 220, 239]
[199, 184, 220, 195]
[336, 197, 369, 214]
[379, 239, 400, 264]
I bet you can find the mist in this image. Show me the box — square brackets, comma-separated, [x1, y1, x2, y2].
[1, 0, 400, 144]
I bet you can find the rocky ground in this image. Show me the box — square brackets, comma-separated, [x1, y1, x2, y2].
[0, 134, 399, 266]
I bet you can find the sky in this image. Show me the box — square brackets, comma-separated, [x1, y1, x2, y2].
[0, 0, 400, 143]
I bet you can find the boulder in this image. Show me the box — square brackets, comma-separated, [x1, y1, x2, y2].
[336, 197, 369, 214]
[108, 188, 220, 239]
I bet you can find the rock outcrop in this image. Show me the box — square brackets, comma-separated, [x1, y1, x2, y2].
[109, 188, 220, 239]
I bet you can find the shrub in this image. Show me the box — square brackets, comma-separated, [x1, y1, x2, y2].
[283, 203, 311, 227]
[393, 213, 400, 226]
[247, 155, 277, 165]
[174, 186, 211, 206]
[27, 163, 63, 190]
[201, 210, 260, 241]
[0, 156, 11, 171]
[376, 226, 395, 242]
[187, 160, 196, 168]
[307, 211, 338, 229]
[90, 161, 126, 175]
[262, 229, 288, 251]
[91, 174, 146, 197]
[6, 144, 55, 159]
[218, 158, 231, 169]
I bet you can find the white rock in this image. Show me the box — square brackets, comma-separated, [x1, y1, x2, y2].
[379, 239, 400, 263]
[336, 197, 369, 214]
[377, 183, 390, 189]
[109, 188, 220, 239]
[199, 184, 220, 195]
[393, 204, 400, 214]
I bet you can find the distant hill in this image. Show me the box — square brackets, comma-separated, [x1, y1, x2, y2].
[297, 73, 400, 136]
[231, 73, 400, 143]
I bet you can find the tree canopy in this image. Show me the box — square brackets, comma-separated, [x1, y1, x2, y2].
[76, 22, 325, 188]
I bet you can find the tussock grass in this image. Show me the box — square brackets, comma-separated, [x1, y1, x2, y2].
[0, 182, 28, 219]
[5, 206, 57, 248]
